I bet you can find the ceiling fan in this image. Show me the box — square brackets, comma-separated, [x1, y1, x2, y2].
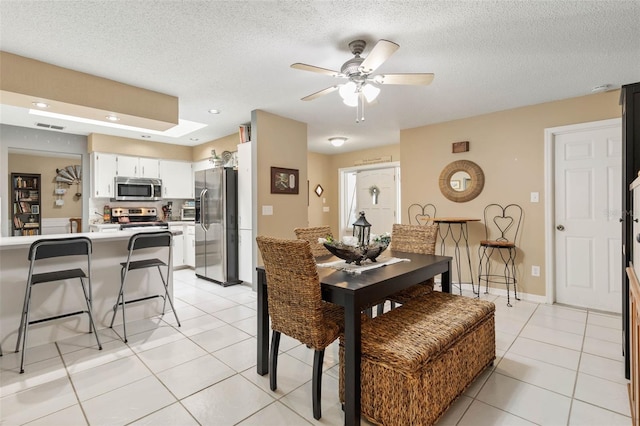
[291, 39, 434, 122]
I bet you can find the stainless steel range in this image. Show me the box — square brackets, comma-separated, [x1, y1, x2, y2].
[111, 207, 169, 230]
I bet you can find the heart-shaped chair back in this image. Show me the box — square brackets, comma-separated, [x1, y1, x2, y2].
[483, 204, 523, 243]
[407, 203, 437, 226]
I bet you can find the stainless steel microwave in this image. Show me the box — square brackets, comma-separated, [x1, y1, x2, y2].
[113, 177, 162, 201]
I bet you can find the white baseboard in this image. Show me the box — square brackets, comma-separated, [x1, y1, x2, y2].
[436, 280, 548, 304]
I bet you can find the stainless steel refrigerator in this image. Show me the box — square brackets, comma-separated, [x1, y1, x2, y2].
[195, 167, 240, 286]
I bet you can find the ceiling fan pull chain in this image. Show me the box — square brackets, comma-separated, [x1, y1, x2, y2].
[361, 95, 366, 122]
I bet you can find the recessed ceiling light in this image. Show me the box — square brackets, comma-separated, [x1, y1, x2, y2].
[190, 137, 199, 141]
[141, 135, 151, 138]
[208, 109, 220, 114]
[105, 115, 120, 122]
[30, 109, 207, 137]
[32, 101, 49, 108]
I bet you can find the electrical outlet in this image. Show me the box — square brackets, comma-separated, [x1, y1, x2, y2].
[530, 192, 539, 203]
[531, 265, 540, 277]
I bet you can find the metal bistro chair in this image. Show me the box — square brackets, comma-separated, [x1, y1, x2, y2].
[15, 237, 102, 374]
[109, 231, 181, 342]
[478, 203, 523, 307]
[377, 223, 439, 315]
[407, 203, 437, 226]
[293, 226, 333, 257]
[256, 236, 344, 420]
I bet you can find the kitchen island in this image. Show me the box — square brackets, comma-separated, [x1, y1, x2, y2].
[0, 229, 181, 350]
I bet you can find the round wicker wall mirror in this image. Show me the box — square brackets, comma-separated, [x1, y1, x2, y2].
[438, 160, 484, 202]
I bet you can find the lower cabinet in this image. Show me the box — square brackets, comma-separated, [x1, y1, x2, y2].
[185, 224, 195, 268]
[170, 225, 185, 268]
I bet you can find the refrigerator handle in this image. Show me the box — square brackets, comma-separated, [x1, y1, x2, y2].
[199, 188, 209, 232]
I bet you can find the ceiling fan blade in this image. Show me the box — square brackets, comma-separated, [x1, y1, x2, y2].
[359, 39, 399, 74]
[301, 85, 339, 101]
[374, 73, 435, 85]
[291, 63, 341, 77]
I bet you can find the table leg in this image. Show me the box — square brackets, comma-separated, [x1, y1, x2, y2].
[460, 222, 478, 295]
[442, 259, 452, 293]
[257, 269, 269, 375]
[343, 297, 361, 426]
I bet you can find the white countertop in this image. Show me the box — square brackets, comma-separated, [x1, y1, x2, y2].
[0, 228, 183, 250]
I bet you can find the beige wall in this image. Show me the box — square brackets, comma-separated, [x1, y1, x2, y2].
[400, 90, 621, 296]
[254, 110, 308, 240]
[9, 153, 82, 219]
[307, 152, 332, 230]
[88, 133, 192, 161]
[192, 133, 240, 161]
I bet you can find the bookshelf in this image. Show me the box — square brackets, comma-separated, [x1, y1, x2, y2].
[11, 173, 41, 236]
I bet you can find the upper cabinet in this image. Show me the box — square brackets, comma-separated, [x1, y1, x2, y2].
[91, 152, 117, 198]
[160, 160, 193, 199]
[91, 153, 193, 200]
[117, 155, 160, 178]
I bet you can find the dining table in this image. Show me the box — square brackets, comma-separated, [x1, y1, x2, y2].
[256, 250, 452, 425]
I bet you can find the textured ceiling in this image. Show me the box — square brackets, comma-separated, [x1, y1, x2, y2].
[1, 1, 639, 154]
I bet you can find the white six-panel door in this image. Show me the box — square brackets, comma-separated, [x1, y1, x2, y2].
[554, 123, 622, 312]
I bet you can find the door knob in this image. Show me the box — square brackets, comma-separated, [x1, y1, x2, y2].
[556, 225, 565, 231]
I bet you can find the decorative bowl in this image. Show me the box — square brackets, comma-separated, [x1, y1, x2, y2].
[323, 241, 389, 265]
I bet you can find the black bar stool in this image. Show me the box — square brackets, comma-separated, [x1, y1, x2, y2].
[109, 231, 181, 342]
[15, 237, 102, 374]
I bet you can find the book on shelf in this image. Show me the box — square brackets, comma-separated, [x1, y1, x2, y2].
[238, 124, 251, 143]
[19, 201, 30, 213]
[23, 222, 39, 228]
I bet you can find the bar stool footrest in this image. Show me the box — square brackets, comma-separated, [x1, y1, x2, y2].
[28, 310, 88, 325]
[117, 294, 164, 306]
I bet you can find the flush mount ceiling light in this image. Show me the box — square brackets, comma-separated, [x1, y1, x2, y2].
[141, 135, 151, 138]
[31, 101, 49, 108]
[105, 115, 120, 122]
[208, 109, 220, 114]
[329, 137, 347, 147]
[591, 84, 613, 93]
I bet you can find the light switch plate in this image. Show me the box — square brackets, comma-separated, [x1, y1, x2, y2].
[531, 265, 540, 276]
[323, 206, 330, 212]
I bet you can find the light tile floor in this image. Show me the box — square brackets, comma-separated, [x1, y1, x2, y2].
[0, 269, 631, 425]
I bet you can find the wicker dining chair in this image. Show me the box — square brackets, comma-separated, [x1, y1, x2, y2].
[293, 226, 333, 257]
[256, 236, 344, 420]
[377, 223, 439, 315]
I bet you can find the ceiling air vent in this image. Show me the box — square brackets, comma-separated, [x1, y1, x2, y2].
[35, 122, 65, 131]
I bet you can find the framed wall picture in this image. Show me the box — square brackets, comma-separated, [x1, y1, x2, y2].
[31, 204, 39, 214]
[270, 167, 299, 194]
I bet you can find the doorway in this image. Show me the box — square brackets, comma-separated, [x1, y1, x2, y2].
[339, 162, 400, 237]
[545, 118, 622, 313]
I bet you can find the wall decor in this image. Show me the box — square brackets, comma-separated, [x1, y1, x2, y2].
[439, 160, 484, 202]
[452, 141, 470, 153]
[315, 184, 324, 197]
[271, 167, 299, 194]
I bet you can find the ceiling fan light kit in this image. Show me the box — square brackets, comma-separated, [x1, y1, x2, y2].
[291, 38, 434, 122]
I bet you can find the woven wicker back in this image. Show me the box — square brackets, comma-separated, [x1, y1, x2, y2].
[294, 226, 333, 257]
[256, 236, 329, 347]
[391, 223, 438, 255]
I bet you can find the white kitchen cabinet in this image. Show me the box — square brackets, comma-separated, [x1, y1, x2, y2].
[170, 224, 185, 268]
[185, 224, 195, 268]
[238, 228, 253, 284]
[91, 152, 117, 198]
[160, 160, 193, 199]
[117, 155, 159, 178]
[237, 142, 252, 230]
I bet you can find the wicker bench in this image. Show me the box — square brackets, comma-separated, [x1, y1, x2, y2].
[340, 292, 496, 426]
